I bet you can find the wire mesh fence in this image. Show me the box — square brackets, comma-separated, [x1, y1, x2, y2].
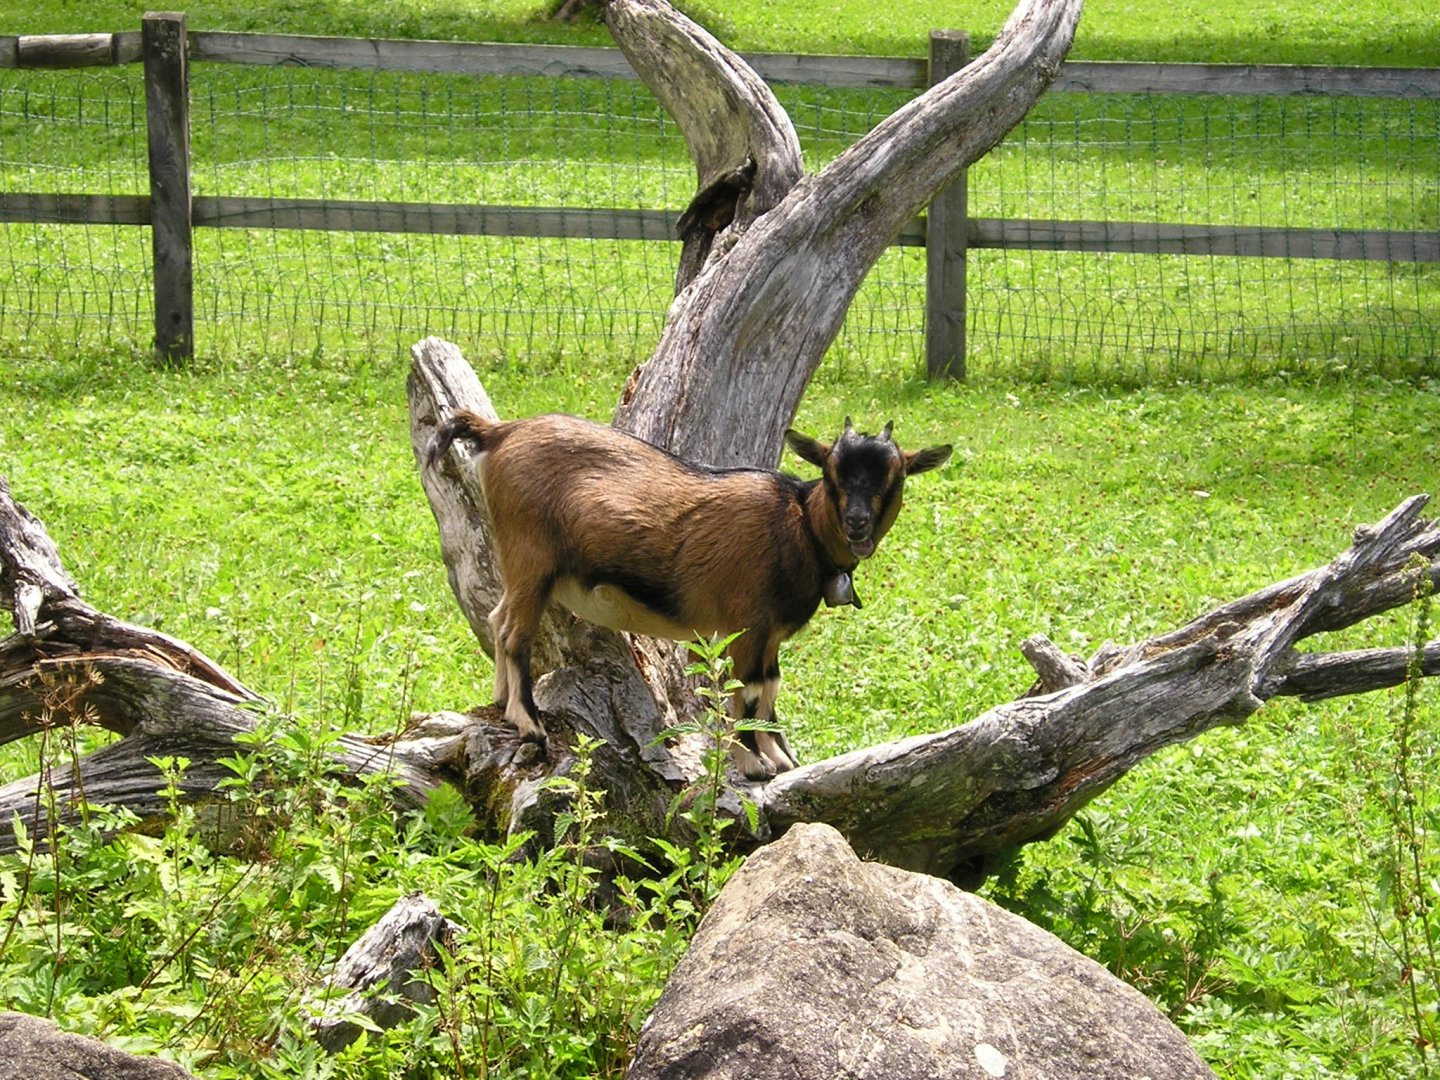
[967, 90, 1440, 381]
[0, 43, 1436, 383]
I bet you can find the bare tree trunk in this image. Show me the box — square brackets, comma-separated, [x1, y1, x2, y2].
[606, 0, 1084, 467]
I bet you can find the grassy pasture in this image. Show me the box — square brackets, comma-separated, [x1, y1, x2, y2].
[1, 0, 1440, 1076]
[2, 341, 1438, 1078]
[5, 0, 1439, 65]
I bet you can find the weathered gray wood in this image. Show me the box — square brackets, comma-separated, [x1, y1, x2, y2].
[12, 32, 143, 68]
[183, 30, 1440, 99]
[0, 476, 79, 628]
[142, 12, 194, 365]
[757, 496, 1440, 883]
[189, 32, 639, 80]
[744, 50, 925, 89]
[0, 654, 437, 851]
[0, 478, 252, 735]
[5, 26, 1436, 99]
[1055, 60, 1440, 99]
[968, 218, 1440, 263]
[0, 476, 441, 853]
[606, 0, 803, 290]
[310, 892, 462, 1053]
[0, 193, 151, 226]
[1020, 633, 1088, 694]
[2, 193, 1434, 266]
[611, 0, 1085, 466]
[188, 29, 923, 87]
[191, 197, 677, 241]
[925, 30, 970, 381]
[1279, 643, 1440, 702]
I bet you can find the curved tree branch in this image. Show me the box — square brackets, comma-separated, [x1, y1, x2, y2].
[758, 495, 1440, 884]
[612, 0, 1085, 468]
[604, 0, 803, 290]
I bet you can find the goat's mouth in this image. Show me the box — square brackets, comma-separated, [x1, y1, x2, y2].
[848, 535, 876, 559]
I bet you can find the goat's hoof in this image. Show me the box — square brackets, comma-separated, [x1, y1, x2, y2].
[741, 762, 777, 782]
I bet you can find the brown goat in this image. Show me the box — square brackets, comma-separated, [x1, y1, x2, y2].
[428, 411, 950, 779]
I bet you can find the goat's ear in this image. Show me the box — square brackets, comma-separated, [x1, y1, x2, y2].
[784, 429, 831, 469]
[904, 443, 953, 475]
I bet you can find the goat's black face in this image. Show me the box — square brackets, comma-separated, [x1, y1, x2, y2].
[786, 417, 953, 563]
[832, 431, 900, 557]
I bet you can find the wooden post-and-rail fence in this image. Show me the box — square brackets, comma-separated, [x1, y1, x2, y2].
[3, 15, 1439, 372]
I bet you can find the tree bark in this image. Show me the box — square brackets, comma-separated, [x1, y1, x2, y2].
[607, 0, 1084, 468]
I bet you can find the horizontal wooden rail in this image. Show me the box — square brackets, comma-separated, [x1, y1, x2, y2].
[4, 192, 1435, 263]
[4, 31, 143, 68]
[193, 197, 680, 241]
[966, 218, 1440, 262]
[0, 193, 150, 225]
[5, 29, 1440, 97]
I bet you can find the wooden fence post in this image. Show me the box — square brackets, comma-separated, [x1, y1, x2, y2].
[142, 11, 193, 365]
[925, 29, 970, 381]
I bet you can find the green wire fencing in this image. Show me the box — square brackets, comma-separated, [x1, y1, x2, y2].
[0, 21, 1436, 384]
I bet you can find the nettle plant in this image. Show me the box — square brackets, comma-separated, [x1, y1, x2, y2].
[0, 654, 733, 1078]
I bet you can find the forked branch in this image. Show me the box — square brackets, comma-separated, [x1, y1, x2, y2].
[610, 0, 1085, 468]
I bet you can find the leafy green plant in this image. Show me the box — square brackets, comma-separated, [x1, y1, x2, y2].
[1353, 560, 1438, 1063]
[646, 633, 755, 921]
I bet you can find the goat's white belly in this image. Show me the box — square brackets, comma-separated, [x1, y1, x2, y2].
[552, 577, 711, 642]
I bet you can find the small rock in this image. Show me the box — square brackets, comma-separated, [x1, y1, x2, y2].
[0, 1012, 197, 1079]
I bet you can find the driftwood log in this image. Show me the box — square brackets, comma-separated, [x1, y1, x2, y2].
[2, 0, 1439, 884]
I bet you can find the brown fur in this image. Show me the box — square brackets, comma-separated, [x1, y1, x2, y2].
[428, 410, 950, 779]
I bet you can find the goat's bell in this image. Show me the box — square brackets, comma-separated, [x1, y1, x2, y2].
[823, 572, 862, 609]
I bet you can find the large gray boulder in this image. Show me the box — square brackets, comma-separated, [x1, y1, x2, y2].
[630, 822, 1216, 1080]
[0, 1012, 197, 1079]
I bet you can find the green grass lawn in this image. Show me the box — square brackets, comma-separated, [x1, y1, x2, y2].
[2, 334, 1438, 1079]
[2, 0, 1440, 1076]
[4, 0, 1439, 65]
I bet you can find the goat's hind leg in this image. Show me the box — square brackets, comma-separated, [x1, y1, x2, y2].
[488, 605, 511, 707]
[487, 590, 549, 748]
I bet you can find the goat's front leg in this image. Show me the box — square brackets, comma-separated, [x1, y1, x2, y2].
[749, 668, 798, 775]
[724, 638, 797, 780]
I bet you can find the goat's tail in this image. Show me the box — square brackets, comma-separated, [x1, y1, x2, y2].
[427, 408, 498, 466]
